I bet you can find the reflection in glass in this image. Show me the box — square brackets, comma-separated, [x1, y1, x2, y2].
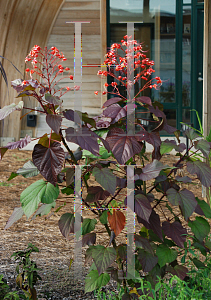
[182, 109, 191, 124]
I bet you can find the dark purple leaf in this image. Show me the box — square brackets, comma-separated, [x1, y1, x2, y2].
[136, 130, 161, 148]
[4, 207, 24, 230]
[149, 106, 177, 134]
[137, 210, 163, 241]
[116, 177, 127, 188]
[134, 194, 152, 222]
[102, 97, 123, 108]
[92, 167, 116, 195]
[86, 186, 110, 202]
[166, 188, 197, 220]
[139, 160, 169, 181]
[66, 168, 75, 186]
[0, 101, 23, 120]
[46, 114, 62, 135]
[106, 128, 143, 164]
[63, 109, 81, 124]
[103, 103, 127, 123]
[195, 198, 211, 218]
[136, 96, 152, 106]
[134, 234, 154, 254]
[6, 134, 31, 149]
[194, 139, 211, 158]
[45, 93, 62, 106]
[58, 213, 74, 239]
[116, 244, 127, 261]
[137, 249, 158, 272]
[32, 142, 65, 186]
[11, 79, 39, 92]
[66, 126, 99, 156]
[175, 176, 192, 183]
[186, 160, 211, 187]
[162, 221, 187, 248]
[82, 233, 96, 246]
[194, 204, 205, 216]
[96, 117, 112, 128]
[184, 128, 199, 140]
[79, 111, 96, 128]
[167, 265, 188, 280]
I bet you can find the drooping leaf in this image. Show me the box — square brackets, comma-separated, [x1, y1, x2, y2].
[156, 244, 178, 267]
[63, 109, 81, 124]
[195, 198, 211, 218]
[0, 148, 8, 160]
[31, 201, 56, 220]
[186, 160, 211, 187]
[92, 167, 116, 195]
[194, 139, 211, 158]
[162, 221, 187, 248]
[86, 186, 110, 203]
[6, 134, 31, 150]
[137, 210, 163, 241]
[137, 249, 158, 272]
[46, 114, 62, 135]
[106, 128, 143, 165]
[103, 103, 127, 123]
[85, 270, 110, 293]
[20, 180, 59, 218]
[107, 210, 126, 236]
[7, 172, 18, 181]
[184, 128, 199, 140]
[188, 216, 210, 242]
[91, 245, 117, 275]
[134, 235, 154, 254]
[82, 218, 97, 235]
[136, 131, 161, 151]
[139, 160, 169, 181]
[16, 160, 39, 178]
[136, 96, 152, 106]
[58, 213, 74, 239]
[66, 126, 99, 156]
[82, 233, 96, 246]
[32, 142, 65, 186]
[134, 194, 152, 222]
[191, 258, 206, 269]
[175, 176, 192, 183]
[102, 97, 123, 108]
[160, 140, 186, 155]
[166, 188, 197, 220]
[45, 93, 62, 106]
[0, 101, 23, 120]
[4, 207, 24, 229]
[66, 168, 74, 186]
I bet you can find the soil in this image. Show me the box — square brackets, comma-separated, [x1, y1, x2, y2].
[0, 149, 203, 299]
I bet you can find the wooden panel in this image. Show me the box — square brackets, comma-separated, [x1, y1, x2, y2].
[48, 34, 101, 43]
[54, 18, 100, 27]
[58, 10, 100, 19]
[51, 26, 100, 35]
[62, 1, 100, 10]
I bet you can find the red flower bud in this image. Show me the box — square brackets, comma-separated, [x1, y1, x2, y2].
[94, 91, 98, 95]
[25, 68, 30, 72]
[70, 75, 73, 80]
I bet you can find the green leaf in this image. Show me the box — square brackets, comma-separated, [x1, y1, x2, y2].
[61, 186, 74, 195]
[85, 270, 110, 293]
[206, 126, 211, 142]
[191, 258, 206, 269]
[99, 211, 108, 224]
[160, 142, 175, 155]
[8, 172, 18, 181]
[156, 244, 178, 267]
[196, 197, 211, 218]
[17, 160, 40, 178]
[20, 180, 59, 218]
[93, 167, 116, 195]
[91, 245, 117, 275]
[188, 217, 210, 242]
[32, 202, 56, 219]
[82, 218, 97, 235]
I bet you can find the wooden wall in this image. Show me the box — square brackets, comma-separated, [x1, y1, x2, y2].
[36, 0, 106, 138]
[0, 0, 64, 141]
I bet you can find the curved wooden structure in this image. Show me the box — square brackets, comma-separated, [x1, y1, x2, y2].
[0, 0, 64, 141]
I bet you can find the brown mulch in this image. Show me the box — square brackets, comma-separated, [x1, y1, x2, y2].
[0, 149, 204, 299]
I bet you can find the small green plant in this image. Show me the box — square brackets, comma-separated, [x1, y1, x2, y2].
[94, 284, 126, 299]
[0, 274, 25, 300]
[11, 243, 42, 300]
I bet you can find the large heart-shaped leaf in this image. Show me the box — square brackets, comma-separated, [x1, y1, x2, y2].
[137, 210, 163, 241]
[92, 167, 116, 195]
[137, 249, 158, 272]
[20, 180, 59, 218]
[58, 213, 74, 239]
[6, 135, 31, 150]
[0, 101, 23, 120]
[46, 114, 62, 135]
[86, 186, 110, 203]
[162, 221, 187, 248]
[184, 128, 199, 140]
[156, 244, 178, 267]
[195, 198, 211, 218]
[85, 270, 110, 293]
[186, 160, 211, 187]
[63, 109, 81, 124]
[16, 160, 39, 178]
[4, 207, 24, 229]
[45, 93, 62, 106]
[103, 103, 127, 123]
[82, 218, 97, 235]
[107, 210, 126, 236]
[134, 194, 152, 222]
[139, 160, 169, 181]
[166, 188, 197, 220]
[32, 142, 65, 186]
[82, 233, 96, 247]
[91, 245, 117, 275]
[66, 126, 99, 156]
[167, 265, 188, 280]
[134, 235, 154, 254]
[188, 217, 210, 242]
[194, 139, 211, 158]
[106, 128, 142, 164]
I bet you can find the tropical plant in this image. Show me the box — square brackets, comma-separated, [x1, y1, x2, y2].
[1, 37, 211, 299]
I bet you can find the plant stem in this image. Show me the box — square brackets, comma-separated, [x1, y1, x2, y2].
[59, 129, 78, 165]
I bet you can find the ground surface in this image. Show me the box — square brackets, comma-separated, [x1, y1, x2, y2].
[0, 149, 203, 299]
